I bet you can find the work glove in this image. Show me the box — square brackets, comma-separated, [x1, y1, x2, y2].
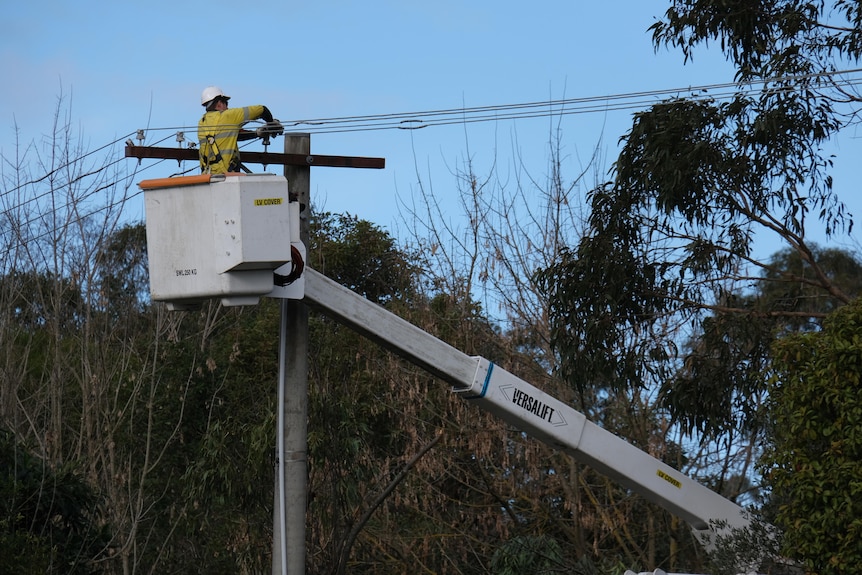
[256, 120, 284, 138]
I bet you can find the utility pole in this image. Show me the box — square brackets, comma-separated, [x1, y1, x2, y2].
[127, 134, 384, 575]
[273, 133, 310, 575]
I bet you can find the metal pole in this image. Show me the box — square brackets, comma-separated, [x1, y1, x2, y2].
[273, 134, 311, 575]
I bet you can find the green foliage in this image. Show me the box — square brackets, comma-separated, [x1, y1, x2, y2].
[759, 247, 862, 329]
[534, 233, 673, 403]
[490, 535, 567, 575]
[0, 428, 109, 574]
[309, 212, 418, 304]
[93, 222, 149, 316]
[0, 523, 52, 575]
[762, 297, 862, 575]
[153, 303, 279, 575]
[704, 516, 786, 575]
[0, 203, 718, 574]
[2, 270, 84, 329]
[649, 0, 850, 232]
[654, 1, 824, 77]
[662, 298, 773, 436]
[538, 0, 859, 440]
[663, 246, 862, 437]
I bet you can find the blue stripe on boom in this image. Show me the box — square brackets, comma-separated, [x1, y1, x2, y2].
[480, 362, 494, 398]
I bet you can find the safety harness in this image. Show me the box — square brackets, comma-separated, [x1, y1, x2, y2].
[200, 133, 222, 174]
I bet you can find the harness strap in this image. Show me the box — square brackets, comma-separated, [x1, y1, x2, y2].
[201, 134, 222, 173]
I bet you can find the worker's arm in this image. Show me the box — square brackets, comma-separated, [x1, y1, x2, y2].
[254, 106, 284, 138]
[238, 129, 257, 141]
[237, 105, 282, 139]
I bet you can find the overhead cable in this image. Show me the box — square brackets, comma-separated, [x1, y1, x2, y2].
[4, 66, 862, 250]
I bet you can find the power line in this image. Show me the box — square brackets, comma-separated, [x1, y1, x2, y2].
[3, 66, 862, 257]
[1, 131, 138, 200]
[0, 131, 183, 235]
[138, 66, 862, 137]
[286, 68, 862, 134]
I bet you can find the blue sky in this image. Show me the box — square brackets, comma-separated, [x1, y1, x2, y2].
[2, 0, 859, 256]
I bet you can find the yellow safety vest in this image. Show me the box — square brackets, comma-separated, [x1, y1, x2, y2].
[197, 105, 266, 174]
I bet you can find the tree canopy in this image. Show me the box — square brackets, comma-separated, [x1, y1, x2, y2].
[537, 0, 861, 438]
[536, 1, 862, 571]
[7, 3, 862, 573]
[763, 297, 862, 574]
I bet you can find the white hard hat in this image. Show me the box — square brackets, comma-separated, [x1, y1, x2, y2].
[201, 86, 230, 106]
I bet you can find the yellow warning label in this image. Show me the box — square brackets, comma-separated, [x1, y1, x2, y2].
[254, 197, 283, 206]
[657, 469, 682, 489]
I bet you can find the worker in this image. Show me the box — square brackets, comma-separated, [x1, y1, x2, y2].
[197, 86, 284, 174]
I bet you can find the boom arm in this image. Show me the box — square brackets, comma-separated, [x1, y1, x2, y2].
[302, 267, 749, 546]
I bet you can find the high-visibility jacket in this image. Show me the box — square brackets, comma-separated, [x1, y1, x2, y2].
[198, 105, 267, 174]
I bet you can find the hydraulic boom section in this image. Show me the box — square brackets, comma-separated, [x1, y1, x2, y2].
[302, 267, 750, 548]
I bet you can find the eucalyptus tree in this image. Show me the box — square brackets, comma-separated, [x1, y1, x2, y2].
[533, 3, 862, 570]
[537, 0, 862, 439]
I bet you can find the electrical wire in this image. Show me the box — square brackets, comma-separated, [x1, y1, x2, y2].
[0, 129, 180, 238]
[4, 66, 862, 256]
[139, 67, 862, 137]
[1, 131, 138, 200]
[0, 145, 170, 263]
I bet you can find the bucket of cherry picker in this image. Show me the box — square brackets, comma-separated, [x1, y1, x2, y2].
[139, 173, 299, 310]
